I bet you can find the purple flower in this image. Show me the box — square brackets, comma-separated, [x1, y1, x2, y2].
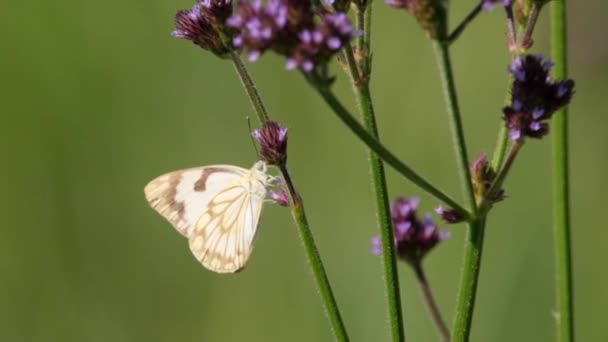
[268, 178, 290, 207]
[435, 206, 465, 224]
[252, 121, 288, 165]
[371, 197, 450, 264]
[229, 0, 356, 71]
[504, 55, 575, 141]
[287, 13, 358, 71]
[172, 1, 233, 56]
[482, 0, 512, 11]
[228, 0, 290, 61]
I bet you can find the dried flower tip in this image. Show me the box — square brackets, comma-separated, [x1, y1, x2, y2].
[172, 2, 233, 56]
[435, 206, 465, 224]
[470, 153, 504, 204]
[504, 54, 574, 141]
[385, 0, 446, 39]
[371, 197, 449, 264]
[482, 0, 512, 11]
[252, 121, 288, 165]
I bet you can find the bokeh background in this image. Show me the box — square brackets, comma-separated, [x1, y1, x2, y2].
[1, 1, 605, 341]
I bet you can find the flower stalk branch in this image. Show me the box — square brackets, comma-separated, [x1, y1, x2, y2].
[413, 261, 450, 341]
[231, 51, 349, 342]
[304, 72, 471, 220]
[447, 2, 483, 43]
[342, 42, 405, 341]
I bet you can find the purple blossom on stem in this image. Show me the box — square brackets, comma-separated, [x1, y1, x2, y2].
[172, 1, 233, 56]
[435, 206, 465, 224]
[228, 0, 356, 71]
[287, 13, 358, 71]
[371, 198, 450, 264]
[268, 178, 290, 207]
[503, 54, 574, 141]
[252, 120, 288, 165]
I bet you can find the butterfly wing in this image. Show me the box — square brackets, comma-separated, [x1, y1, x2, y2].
[144, 165, 249, 237]
[189, 173, 266, 273]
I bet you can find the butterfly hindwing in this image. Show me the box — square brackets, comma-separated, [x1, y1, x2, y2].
[189, 178, 265, 273]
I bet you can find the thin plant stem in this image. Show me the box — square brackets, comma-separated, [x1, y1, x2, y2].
[230, 51, 270, 124]
[304, 72, 471, 220]
[451, 217, 486, 342]
[343, 43, 405, 342]
[413, 262, 450, 341]
[491, 126, 509, 170]
[230, 52, 349, 341]
[448, 2, 483, 44]
[279, 165, 350, 342]
[431, 41, 477, 214]
[550, 0, 575, 340]
[483, 140, 524, 213]
[521, 4, 542, 50]
[505, 5, 518, 52]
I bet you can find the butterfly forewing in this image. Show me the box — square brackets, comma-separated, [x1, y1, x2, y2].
[144, 166, 249, 237]
[144, 161, 269, 273]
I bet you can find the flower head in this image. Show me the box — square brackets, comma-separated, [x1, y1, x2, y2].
[470, 153, 504, 204]
[268, 178, 290, 207]
[286, 13, 357, 71]
[372, 197, 450, 264]
[503, 55, 574, 141]
[228, 0, 356, 71]
[172, 1, 233, 56]
[435, 206, 465, 224]
[252, 120, 288, 165]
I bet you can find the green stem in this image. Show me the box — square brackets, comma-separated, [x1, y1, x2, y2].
[230, 51, 270, 124]
[343, 44, 405, 342]
[483, 140, 523, 212]
[451, 218, 486, 342]
[279, 165, 350, 342]
[304, 73, 471, 220]
[447, 2, 483, 44]
[431, 41, 477, 214]
[551, 1, 574, 340]
[230, 52, 349, 341]
[413, 261, 450, 341]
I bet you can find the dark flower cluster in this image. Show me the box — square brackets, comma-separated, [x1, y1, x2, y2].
[228, 0, 357, 70]
[385, 0, 445, 39]
[372, 198, 449, 264]
[172, 1, 234, 56]
[503, 55, 574, 141]
[482, 0, 512, 11]
[252, 120, 288, 165]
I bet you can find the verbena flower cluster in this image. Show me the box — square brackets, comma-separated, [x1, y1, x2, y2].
[503, 55, 574, 141]
[228, 0, 358, 71]
[252, 120, 288, 165]
[172, 1, 234, 56]
[372, 198, 449, 264]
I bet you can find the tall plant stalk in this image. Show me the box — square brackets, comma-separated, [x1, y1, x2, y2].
[550, 1, 575, 341]
[230, 52, 350, 341]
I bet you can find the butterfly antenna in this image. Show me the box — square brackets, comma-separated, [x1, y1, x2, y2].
[246, 116, 260, 157]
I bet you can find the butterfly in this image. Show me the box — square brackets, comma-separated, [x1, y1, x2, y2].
[144, 160, 274, 273]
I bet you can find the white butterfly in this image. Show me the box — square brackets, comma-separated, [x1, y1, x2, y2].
[144, 160, 272, 273]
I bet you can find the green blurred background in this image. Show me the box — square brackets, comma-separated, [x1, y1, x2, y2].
[1, 1, 605, 341]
